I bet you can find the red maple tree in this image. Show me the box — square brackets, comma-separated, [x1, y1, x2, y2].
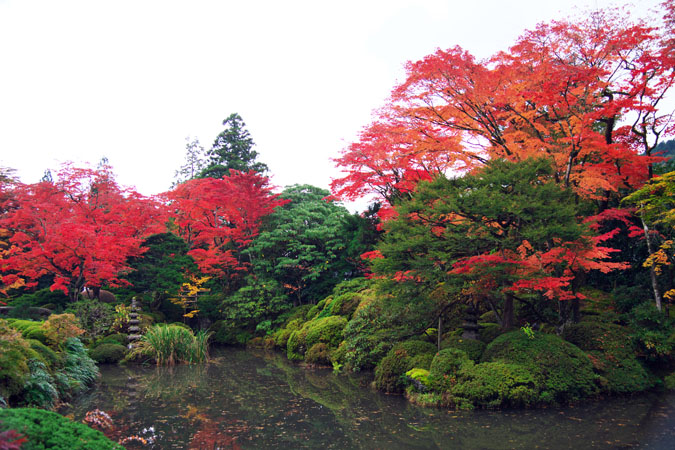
[166, 170, 286, 287]
[0, 165, 166, 300]
[332, 6, 675, 210]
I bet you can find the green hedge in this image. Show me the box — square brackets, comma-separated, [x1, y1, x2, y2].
[90, 344, 127, 364]
[0, 408, 123, 449]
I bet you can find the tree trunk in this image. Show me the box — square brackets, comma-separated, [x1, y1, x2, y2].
[501, 294, 514, 331]
[437, 315, 443, 352]
[641, 216, 663, 312]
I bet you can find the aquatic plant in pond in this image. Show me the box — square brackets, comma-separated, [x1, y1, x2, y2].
[133, 324, 211, 365]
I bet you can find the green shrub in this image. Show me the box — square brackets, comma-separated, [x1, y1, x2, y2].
[441, 335, 486, 361]
[64, 300, 115, 339]
[0, 320, 38, 400]
[452, 361, 538, 408]
[626, 303, 674, 364]
[428, 348, 472, 392]
[392, 340, 437, 359]
[478, 323, 501, 344]
[409, 353, 434, 370]
[305, 343, 331, 366]
[95, 333, 128, 347]
[374, 340, 437, 393]
[406, 368, 431, 391]
[482, 331, 598, 403]
[0, 408, 123, 449]
[90, 343, 127, 364]
[21, 360, 57, 408]
[563, 321, 653, 393]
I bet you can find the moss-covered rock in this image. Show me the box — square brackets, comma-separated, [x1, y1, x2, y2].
[287, 315, 348, 361]
[0, 408, 123, 449]
[482, 330, 598, 404]
[562, 321, 653, 393]
[452, 361, 539, 409]
[441, 335, 486, 361]
[90, 343, 127, 364]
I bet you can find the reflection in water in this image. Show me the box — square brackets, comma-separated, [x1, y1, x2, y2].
[61, 348, 675, 449]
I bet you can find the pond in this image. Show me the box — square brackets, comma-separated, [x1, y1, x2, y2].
[60, 348, 675, 449]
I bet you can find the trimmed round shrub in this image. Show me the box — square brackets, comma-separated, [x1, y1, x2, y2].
[304, 316, 347, 349]
[305, 343, 331, 366]
[409, 353, 434, 371]
[0, 408, 123, 449]
[452, 361, 538, 408]
[374, 340, 437, 393]
[482, 330, 598, 403]
[441, 335, 486, 361]
[428, 348, 472, 392]
[392, 340, 437, 359]
[273, 327, 293, 348]
[287, 331, 304, 361]
[26, 339, 60, 368]
[288, 316, 348, 361]
[665, 372, 675, 390]
[90, 343, 127, 364]
[563, 321, 653, 393]
[375, 352, 411, 393]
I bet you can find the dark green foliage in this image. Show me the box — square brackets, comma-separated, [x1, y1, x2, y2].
[209, 320, 251, 346]
[625, 303, 674, 364]
[21, 360, 57, 408]
[117, 232, 197, 308]
[0, 408, 123, 450]
[246, 185, 359, 305]
[199, 113, 268, 178]
[64, 300, 114, 340]
[305, 343, 331, 366]
[220, 276, 290, 330]
[452, 361, 539, 409]
[563, 321, 654, 393]
[7, 288, 69, 313]
[391, 340, 437, 359]
[482, 331, 598, 403]
[665, 372, 675, 389]
[441, 336, 486, 362]
[90, 343, 127, 364]
[428, 348, 472, 392]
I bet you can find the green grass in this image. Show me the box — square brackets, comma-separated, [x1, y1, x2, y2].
[136, 324, 212, 365]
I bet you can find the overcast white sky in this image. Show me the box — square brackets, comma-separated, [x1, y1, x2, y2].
[0, 0, 667, 207]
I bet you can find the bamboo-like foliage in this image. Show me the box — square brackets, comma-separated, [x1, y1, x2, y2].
[134, 324, 211, 365]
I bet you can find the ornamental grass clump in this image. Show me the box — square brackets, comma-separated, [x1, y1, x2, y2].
[136, 324, 211, 365]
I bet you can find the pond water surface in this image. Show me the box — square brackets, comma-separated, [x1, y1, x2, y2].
[61, 348, 675, 449]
